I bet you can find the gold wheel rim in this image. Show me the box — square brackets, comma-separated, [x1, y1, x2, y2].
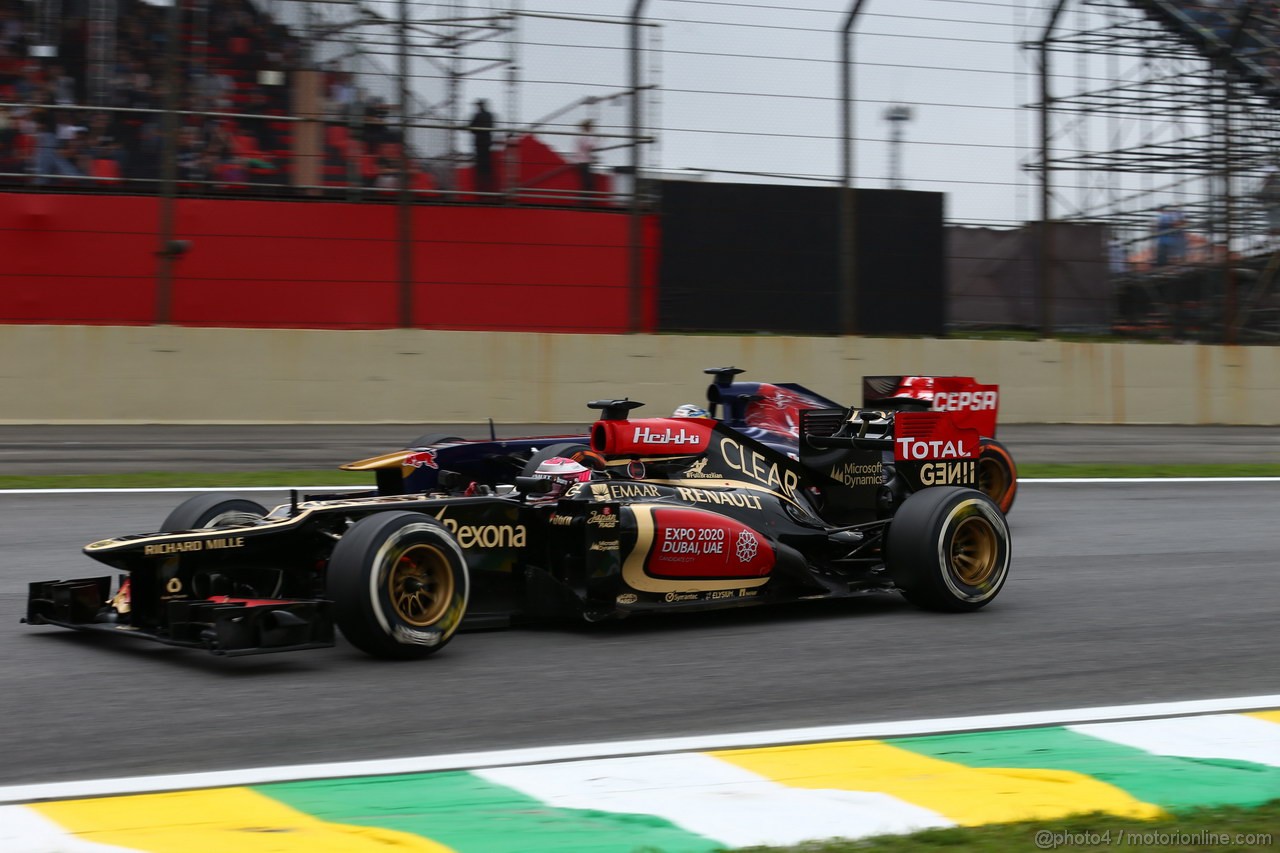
[977, 457, 1009, 504]
[388, 544, 455, 627]
[950, 516, 998, 586]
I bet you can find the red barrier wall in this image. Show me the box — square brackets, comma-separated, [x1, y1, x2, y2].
[0, 193, 658, 332]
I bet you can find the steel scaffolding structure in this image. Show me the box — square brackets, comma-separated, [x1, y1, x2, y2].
[1032, 0, 1280, 341]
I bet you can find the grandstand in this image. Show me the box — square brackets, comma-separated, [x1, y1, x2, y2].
[0, 0, 644, 202]
[6, 0, 1280, 340]
[1034, 0, 1280, 341]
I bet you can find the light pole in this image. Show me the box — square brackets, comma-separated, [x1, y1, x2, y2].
[883, 104, 912, 190]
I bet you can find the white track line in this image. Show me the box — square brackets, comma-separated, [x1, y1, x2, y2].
[1, 694, 1278, 806]
[4, 477, 1280, 495]
[0, 486, 358, 495]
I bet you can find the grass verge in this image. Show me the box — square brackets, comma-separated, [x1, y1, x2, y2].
[732, 801, 1279, 852]
[1, 463, 1278, 491]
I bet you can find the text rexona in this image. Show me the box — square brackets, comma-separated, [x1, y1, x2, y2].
[434, 513, 527, 549]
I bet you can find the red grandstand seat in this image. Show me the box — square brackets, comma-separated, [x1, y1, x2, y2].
[412, 169, 437, 196]
[91, 158, 122, 185]
[232, 134, 257, 157]
[326, 125, 349, 150]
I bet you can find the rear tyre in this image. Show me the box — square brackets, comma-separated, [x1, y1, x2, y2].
[521, 442, 606, 476]
[328, 511, 469, 660]
[161, 493, 268, 532]
[888, 486, 1010, 612]
[977, 437, 1017, 514]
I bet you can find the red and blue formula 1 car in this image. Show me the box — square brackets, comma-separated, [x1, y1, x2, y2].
[697, 368, 1017, 514]
[374, 369, 1017, 515]
[24, 398, 1011, 660]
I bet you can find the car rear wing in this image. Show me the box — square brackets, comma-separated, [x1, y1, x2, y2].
[800, 408, 894, 452]
[799, 407, 982, 522]
[862, 375, 1000, 438]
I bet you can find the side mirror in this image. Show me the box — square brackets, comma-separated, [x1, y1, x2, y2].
[515, 476, 554, 495]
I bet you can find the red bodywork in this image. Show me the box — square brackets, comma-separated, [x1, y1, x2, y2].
[865, 376, 1000, 439]
[592, 418, 716, 456]
[645, 507, 776, 580]
[892, 412, 982, 461]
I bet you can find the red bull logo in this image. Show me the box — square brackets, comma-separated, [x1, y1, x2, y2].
[404, 449, 439, 469]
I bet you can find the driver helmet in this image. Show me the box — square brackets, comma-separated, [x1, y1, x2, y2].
[672, 403, 711, 418]
[532, 456, 592, 498]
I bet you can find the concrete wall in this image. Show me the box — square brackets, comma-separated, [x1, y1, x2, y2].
[2, 325, 1277, 424]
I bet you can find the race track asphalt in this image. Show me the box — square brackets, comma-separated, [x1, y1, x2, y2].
[2, 475, 1278, 787]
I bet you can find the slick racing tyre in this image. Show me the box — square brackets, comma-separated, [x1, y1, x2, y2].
[888, 486, 1010, 612]
[328, 511, 469, 660]
[521, 442, 607, 477]
[405, 433, 465, 450]
[977, 437, 1017, 514]
[160, 493, 268, 532]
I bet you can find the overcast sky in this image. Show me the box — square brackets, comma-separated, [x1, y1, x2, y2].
[431, 0, 1040, 226]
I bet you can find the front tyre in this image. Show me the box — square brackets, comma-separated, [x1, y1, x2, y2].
[161, 493, 268, 532]
[977, 437, 1017, 514]
[888, 486, 1010, 612]
[328, 511, 469, 660]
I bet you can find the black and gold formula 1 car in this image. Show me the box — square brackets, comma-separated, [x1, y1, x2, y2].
[24, 399, 1011, 660]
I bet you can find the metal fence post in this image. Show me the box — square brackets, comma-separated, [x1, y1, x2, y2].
[154, 0, 181, 324]
[628, 0, 649, 334]
[838, 1, 867, 336]
[1038, 0, 1068, 340]
[398, 0, 414, 328]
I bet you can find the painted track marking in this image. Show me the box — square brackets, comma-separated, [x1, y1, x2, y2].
[2, 694, 1279, 805]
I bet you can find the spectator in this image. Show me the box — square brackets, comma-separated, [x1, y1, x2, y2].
[124, 119, 162, 187]
[0, 7, 23, 52]
[32, 110, 82, 184]
[362, 97, 397, 150]
[327, 69, 357, 121]
[55, 110, 86, 142]
[373, 157, 398, 191]
[1153, 205, 1188, 268]
[468, 98, 496, 195]
[64, 127, 92, 177]
[1259, 165, 1280, 233]
[243, 90, 278, 152]
[48, 62, 75, 105]
[193, 64, 234, 112]
[574, 117, 598, 195]
[0, 104, 16, 176]
[16, 62, 48, 103]
[176, 124, 206, 183]
[206, 118, 237, 160]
